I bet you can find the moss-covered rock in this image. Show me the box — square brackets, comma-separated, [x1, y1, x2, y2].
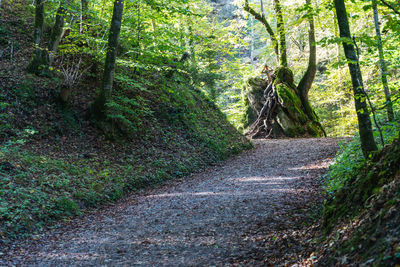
[275, 66, 295, 86]
[276, 83, 308, 124]
[244, 66, 324, 138]
[245, 77, 267, 114]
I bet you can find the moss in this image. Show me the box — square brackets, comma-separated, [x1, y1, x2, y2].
[306, 121, 325, 137]
[276, 84, 308, 124]
[275, 66, 294, 85]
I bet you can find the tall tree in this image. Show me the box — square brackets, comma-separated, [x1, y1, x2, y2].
[27, 0, 45, 74]
[334, 0, 378, 156]
[372, 0, 394, 121]
[27, 0, 69, 75]
[48, 1, 69, 65]
[296, 0, 317, 119]
[92, 0, 124, 117]
[243, 0, 325, 138]
[273, 0, 287, 67]
[80, 0, 89, 32]
[244, 0, 279, 62]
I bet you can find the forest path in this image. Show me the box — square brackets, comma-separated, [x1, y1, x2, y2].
[19, 138, 340, 266]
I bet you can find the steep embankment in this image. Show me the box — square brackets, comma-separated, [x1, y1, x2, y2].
[315, 134, 400, 266]
[0, 2, 251, 242]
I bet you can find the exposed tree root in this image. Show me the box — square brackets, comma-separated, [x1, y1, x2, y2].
[244, 67, 325, 139]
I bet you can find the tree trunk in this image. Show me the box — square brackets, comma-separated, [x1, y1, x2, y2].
[27, 0, 45, 74]
[334, 0, 378, 157]
[27, 0, 68, 74]
[372, 0, 394, 121]
[59, 85, 72, 105]
[243, 0, 324, 139]
[92, 0, 124, 117]
[332, 9, 341, 64]
[48, 1, 69, 65]
[250, 16, 254, 66]
[296, 0, 317, 121]
[244, 0, 279, 60]
[81, 0, 89, 20]
[379, 0, 400, 16]
[273, 0, 287, 67]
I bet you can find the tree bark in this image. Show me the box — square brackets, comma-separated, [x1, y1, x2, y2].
[372, 0, 394, 121]
[273, 0, 287, 67]
[332, 9, 341, 64]
[80, 0, 89, 32]
[297, 0, 317, 121]
[27, 0, 68, 74]
[334, 0, 378, 157]
[27, 0, 45, 74]
[81, 0, 89, 19]
[92, 0, 124, 117]
[48, 1, 69, 65]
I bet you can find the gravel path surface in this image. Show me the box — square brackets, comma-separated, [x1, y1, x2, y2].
[8, 138, 341, 266]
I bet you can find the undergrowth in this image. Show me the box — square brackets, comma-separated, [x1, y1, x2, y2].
[0, 67, 252, 241]
[323, 115, 400, 194]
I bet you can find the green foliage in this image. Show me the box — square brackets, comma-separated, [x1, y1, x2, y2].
[0, 69, 251, 240]
[324, 116, 400, 195]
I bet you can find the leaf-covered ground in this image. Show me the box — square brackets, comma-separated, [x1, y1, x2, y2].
[1, 138, 341, 266]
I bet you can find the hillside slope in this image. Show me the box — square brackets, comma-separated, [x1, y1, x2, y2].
[0, 1, 251, 241]
[316, 133, 400, 265]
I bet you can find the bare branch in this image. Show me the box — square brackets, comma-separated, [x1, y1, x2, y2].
[379, 0, 400, 16]
[244, 0, 279, 58]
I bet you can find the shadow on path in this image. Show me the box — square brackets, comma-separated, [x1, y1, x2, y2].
[19, 138, 341, 266]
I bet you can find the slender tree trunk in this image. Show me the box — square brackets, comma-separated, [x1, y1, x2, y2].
[80, 0, 89, 33]
[333, 9, 341, 64]
[188, 23, 195, 64]
[92, 0, 124, 117]
[372, 0, 394, 121]
[334, 0, 378, 157]
[27, 0, 68, 74]
[81, 0, 88, 19]
[379, 0, 400, 16]
[273, 0, 287, 67]
[297, 0, 317, 120]
[244, 0, 279, 61]
[250, 16, 254, 66]
[48, 1, 69, 65]
[27, 0, 45, 73]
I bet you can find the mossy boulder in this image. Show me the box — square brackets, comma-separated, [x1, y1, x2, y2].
[275, 66, 295, 86]
[274, 81, 323, 137]
[244, 66, 324, 138]
[276, 83, 308, 124]
[245, 77, 267, 114]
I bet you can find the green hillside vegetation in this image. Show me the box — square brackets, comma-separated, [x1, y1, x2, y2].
[0, 1, 251, 240]
[317, 131, 400, 265]
[1, 0, 400, 264]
